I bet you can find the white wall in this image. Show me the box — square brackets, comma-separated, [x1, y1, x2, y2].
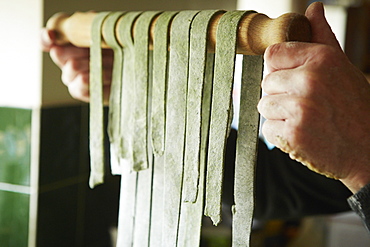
[237, 0, 295, 17]
[0, 0, 43, 108]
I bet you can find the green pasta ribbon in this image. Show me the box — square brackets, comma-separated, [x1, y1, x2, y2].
[232, 55, 263, 247]
[132, 11, 162, 171]
[205, 10, 252, 225]
[117, 12, 142, 166]
[89, 12, 110, 188]
[149, 11, 179, 247]
[183, 10, 224, 203]
[115, 11, 142, 247]
[178, 10, 223, 247]
[103, 11, 126, 174]
[163, 10, 200, 247]
[131, 11, 161, 246]
[151, 11, 178, 156]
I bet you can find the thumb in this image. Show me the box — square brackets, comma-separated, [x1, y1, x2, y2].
[305, 2, 342, 49]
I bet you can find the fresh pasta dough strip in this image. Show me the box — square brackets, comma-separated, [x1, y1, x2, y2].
[151, 11, 178, 157]
[132, 11, 162, 171]
[205, 10, 251, 225]
[89, 12, 110, 188]
[149, 11, 178, 247]
[232, 55, 263, 247]
[103, 11, 126, 175]
[162, 10, 199, 247]
[178, 11, 221, 246]
[115, 11, 142, 247]
[183, 10, 224, 204]
[132, 11, 161, 246]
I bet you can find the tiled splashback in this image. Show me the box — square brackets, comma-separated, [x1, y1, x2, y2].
[0, 106, 120, 246]
[0, 108, 32, 246]
[0, 108, 32, 186]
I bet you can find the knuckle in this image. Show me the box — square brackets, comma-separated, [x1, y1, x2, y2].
[264, 43, 282, 63]
[284, 121, 303, 147]
[68, 80, 90, 102]
[68, 58, 80, 71]
[261, 120, 276, 144]
[290, 99, 308, 120]
[311, 45, 339, 66]
[49, 46, 65, 67]
[257, 97, 267, 116]
[80, 72, 90, 85]
[261, 73, 271, 91]
[299, 70, 319, 95]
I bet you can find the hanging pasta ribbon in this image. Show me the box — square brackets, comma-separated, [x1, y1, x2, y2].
[103, 11, 126, 175]
[150, 11, 179, 247]
[89, 12, 110, 188]
[179, 10, 223, 247]
[115, 11, 142, 246]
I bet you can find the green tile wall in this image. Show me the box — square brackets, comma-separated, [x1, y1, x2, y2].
[0, 105, 120, 247]
[0, 107, 32, 186]
[0, 190, 30, 246]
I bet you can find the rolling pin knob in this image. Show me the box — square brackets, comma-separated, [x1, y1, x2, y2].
[238, 12, 312, 55]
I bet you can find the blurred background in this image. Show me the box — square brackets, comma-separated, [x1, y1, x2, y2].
[0, 0, 369, 246]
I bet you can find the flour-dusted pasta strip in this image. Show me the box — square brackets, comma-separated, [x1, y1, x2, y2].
[117, 12, 142, 163]
[132, 11, 162, 171]
[149, 11, 179, 247]
[131, 11, 161, 247]
[163, 10, 199, 247]
[178, 10, 219, 242]
[103, 11, 126, 175]
[183, 10, 224, 204]
[115, 11, 142, 247]
[151, 11, 178, 157]
[232, 55, 263, 247]
[205, 11, 251, 225]
[89, 12, 110, 188]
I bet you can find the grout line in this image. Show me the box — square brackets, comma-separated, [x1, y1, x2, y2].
[38, 175, 88, 194]
[0, 182, 31, 194]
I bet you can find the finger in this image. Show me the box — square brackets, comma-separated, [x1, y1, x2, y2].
[264, 42, 314, 73]
[261, 67, 310, 95]
[67, 73, 111, 104]
[67, 73, 90, 102]
[49, 45, 90, 68]
[258, 94, 302, 120]
[61, 58, 89, 85]
[261, 119, 285, 147]
[305, 2, 342, 49]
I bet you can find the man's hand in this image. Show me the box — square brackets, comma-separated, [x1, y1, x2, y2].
[41, 29, 113, 103]
[258, 2, 370, 193]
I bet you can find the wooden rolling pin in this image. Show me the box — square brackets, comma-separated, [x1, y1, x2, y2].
[46, 11, 311, 55]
